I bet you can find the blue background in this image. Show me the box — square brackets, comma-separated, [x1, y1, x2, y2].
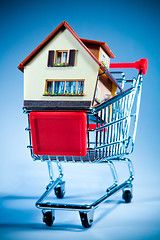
[0, 0, 160, 239]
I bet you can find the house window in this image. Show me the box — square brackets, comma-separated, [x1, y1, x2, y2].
[46, 81, 53, 94]
[77, 81, 84, 94]
[54, 81, 65, 94]
[66, 81, 76, 94]
[47, 49, 76, 67]
[56, 51, 68, 65]
[44, 80, 84, 96]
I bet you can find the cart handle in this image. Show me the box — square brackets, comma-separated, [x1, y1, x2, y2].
[110, 58, 148, 75]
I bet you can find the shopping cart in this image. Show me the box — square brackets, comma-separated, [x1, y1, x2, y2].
[24, 58, 148, 228]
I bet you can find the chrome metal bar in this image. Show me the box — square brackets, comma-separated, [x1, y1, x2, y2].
[36, 157, 133, 212]
[93, 87, 134, 113]
[112, 157, 134, 182]
[47, 160, 54, 181]
[87, 114, 90, 149]
[132, 77, 143, 143]
[106, 160, 118, 192]
[36, 160, 64, 208]
[36, 178, 132, 212]
[36, 177, 62, 207]
[90, 179, 132, 209]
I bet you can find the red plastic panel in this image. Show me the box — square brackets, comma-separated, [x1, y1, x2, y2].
[89, 124, 107, 132]
[29, 111, 87, 156]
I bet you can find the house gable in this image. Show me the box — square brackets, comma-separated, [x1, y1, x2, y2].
[19, 21, 123, 109]
[23, 27, 100, 108]
[18, 21, 122, 91]
[18, 21, 103, 72]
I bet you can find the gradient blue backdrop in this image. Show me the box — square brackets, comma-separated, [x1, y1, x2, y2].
[0, 0, 160, 239]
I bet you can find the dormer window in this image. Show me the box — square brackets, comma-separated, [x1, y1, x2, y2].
[101, 54, 107, 67]
[102, 54, 106, 63]
[47, 49, 76, 67]
[100, 50, 110, 69]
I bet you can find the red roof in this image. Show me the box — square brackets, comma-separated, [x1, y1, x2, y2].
[18, 21, 121, 90]
[80, 38, 115, 59]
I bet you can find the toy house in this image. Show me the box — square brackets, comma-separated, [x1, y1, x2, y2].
[18, 21, 122, 109]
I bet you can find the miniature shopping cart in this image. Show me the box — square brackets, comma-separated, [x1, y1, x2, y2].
[24, 59, 148, 228]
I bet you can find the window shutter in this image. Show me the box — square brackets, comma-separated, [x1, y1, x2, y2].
[69, 49, 76, 66]
[47, 50, 54, 67]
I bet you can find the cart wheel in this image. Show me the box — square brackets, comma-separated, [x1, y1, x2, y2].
[122, 189, 132, 203]
[42, 211, 55, 226]
[54, 181, 65, 199]
[79, 210, 94, 228]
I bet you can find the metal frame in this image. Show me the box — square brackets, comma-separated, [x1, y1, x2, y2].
[34, 158, 134, 212]
[23, 72, 143, 227]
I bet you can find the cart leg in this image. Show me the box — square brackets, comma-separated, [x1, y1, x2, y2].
[125, 158, 134, 182]
[47, 159, 54, 181]
[106, 158, 134, 203]
[120, 157, 134, 203]
[79, 209, 94, 228]
[47, 160, 65, 199]
[36, 161, 65, 207]
[106, 160, 118, 192]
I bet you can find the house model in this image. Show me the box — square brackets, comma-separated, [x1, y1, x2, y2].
[18, 21, 122, 109]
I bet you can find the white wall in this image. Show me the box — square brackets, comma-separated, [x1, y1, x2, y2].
[99, 48, 110, 68]
[97, 80, 112, 102]
[24, 28, 99, 102]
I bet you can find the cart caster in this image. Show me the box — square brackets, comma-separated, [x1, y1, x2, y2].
[54, 181, 65, 199]
[42, 210, 55, 226]
[79, 210, 94, 228]
[122, 189, 132, 203]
